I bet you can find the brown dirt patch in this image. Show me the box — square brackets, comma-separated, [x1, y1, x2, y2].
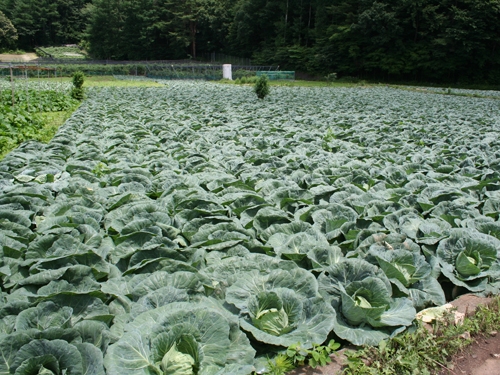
[439, 333, 500, 375]
[0, 53, 38, 62]
[438, 294, 500, 375]
[287, 349, 348, 375]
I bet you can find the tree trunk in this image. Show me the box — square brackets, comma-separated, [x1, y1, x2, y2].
[284, 0, 289, 43]
[190, 20, 197, 58]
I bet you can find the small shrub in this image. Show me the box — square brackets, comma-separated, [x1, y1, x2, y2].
[254, 75, 270, 99]
[324, 72, 337, 84]
[71, 71, 85, 100]
[233, 69, 255, 79]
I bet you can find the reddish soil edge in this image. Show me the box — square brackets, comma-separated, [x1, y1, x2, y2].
[289, 294, 500, 375]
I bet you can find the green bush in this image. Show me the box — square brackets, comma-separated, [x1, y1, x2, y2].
[233, 69, 255, 79]
[324, 72, 337, 84]
[71, 71, 85, 100]
[254, 75, 270, 99]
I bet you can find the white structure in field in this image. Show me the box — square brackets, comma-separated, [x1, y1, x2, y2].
[223, 64, 232, 80]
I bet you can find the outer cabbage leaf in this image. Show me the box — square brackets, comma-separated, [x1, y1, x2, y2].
[266, 231, 331, 261]
[15, 302, 72, 331]
[75, 343, 106, 375]
[104, 301, 255, 375]
[12, 339, 84, 375]
[199, 253, 298, 299]
[296, 203, 358, 241]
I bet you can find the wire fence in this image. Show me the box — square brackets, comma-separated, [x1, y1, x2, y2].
[0, 59, 286, 81]
[256, 71, 295, 80]
[200, 52, 252, 66]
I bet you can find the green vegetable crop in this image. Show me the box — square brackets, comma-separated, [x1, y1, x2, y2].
[1, 81, 500, 374]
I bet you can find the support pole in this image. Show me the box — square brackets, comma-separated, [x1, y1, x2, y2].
[9, 63, 15, 106]
[25, 66, 29, 111]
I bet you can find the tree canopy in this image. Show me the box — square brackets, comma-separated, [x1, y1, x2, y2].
[1, 0, 499, 84]
[0, 10, 17, 48]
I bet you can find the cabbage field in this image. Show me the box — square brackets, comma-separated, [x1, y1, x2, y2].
[1, 81, 500, 374]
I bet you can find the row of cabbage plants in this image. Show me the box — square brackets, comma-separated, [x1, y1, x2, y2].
[0, 82, 499, 374]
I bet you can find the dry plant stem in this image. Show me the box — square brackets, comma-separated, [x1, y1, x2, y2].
[431, 358, 458, 375]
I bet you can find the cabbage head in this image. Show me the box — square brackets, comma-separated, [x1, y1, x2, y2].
[225, 268, 335, 348]
[104, 300, 255, 375]
[367, 248, 446, 309]
[437, 229, 500, 294]
[319, 258, 416, 345]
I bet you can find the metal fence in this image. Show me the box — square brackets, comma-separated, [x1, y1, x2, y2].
[0, 60, 284, 81]
[200, 52, 252, 66]
[256, 71, 295, 80]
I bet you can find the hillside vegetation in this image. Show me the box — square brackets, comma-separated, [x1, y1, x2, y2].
[0, 0, 499, 84]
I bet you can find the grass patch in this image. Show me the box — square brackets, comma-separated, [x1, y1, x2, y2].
[34, 76, 364, 88]
[37, 106, 79, 142]
[342, 297, 500, 375]
[84, 76, 163, 87]
[218, 79, 364, 88]
[29, 76, 163, 87]
[270, 80, 365, 88]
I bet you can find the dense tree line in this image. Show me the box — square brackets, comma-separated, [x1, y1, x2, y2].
[0, 0, 90, 48]
[1, 0, 499, 83]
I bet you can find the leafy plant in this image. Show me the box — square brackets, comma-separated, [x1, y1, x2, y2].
[71, 71, 85, 100]
[262, 339, 340, 375]
[324, 73, 337, 84]
[265, 354, 295, 375]
[226, 268, 336, 348]
[1, 81, 500, 374]
[104, 301, 255, 375]
[254, 75, 270, 99]
[287, 340, 341, 368]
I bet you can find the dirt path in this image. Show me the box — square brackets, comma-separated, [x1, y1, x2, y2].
[0, 53, 38, 62]
[441, 295, 500, 375]
[441, 333, 500, 375]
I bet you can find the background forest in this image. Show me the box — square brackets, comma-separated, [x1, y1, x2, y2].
[0, 0, 500, 84]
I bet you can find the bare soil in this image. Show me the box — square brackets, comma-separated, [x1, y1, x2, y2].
[439, 333, 500, 375]
[289, 294, 500, 375]
[438, 294, 500, 375]
[0, 53, 38, 62]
